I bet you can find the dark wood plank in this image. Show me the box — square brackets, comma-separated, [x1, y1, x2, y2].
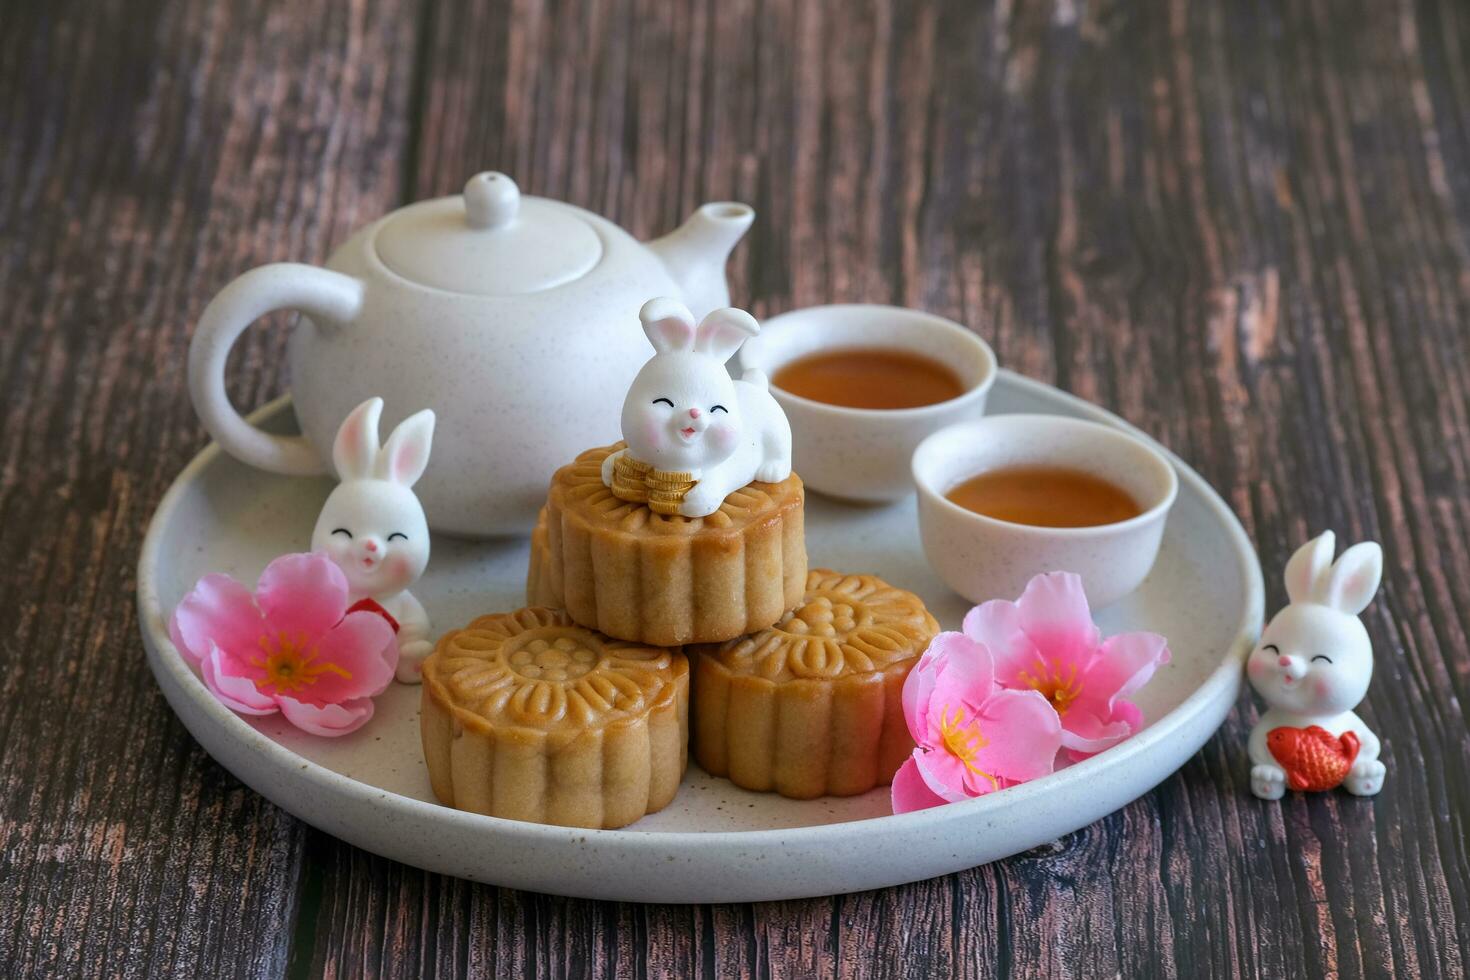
[5, 0, 1470, 975]
[293, 0, 1470, 977]
[0, 0, 420, 976]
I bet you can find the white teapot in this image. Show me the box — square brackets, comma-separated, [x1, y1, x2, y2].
[188, 171, 753, 536]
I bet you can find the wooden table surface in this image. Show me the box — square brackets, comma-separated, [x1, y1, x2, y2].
[3, 0, 1469, 976]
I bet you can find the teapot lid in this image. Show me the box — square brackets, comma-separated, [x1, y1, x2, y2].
[373, 172, 603, 295]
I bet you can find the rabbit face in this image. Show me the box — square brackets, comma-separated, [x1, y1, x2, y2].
[1248, 604, 1373, 715]
[313, 397, 435, 601]
[622, 352, 743, 472]
[1247, 530, 1383, 717]
[311, 481, 429, 598]
[618, 297, 761, 474]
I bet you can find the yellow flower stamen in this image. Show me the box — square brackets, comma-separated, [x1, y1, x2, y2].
[1017, 658, 1083, 716]
[937, 704, 999, 789]
[249, 630, 351, 694]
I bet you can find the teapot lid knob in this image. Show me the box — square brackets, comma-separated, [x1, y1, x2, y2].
[464, 171, 519, 230]
[374, 171, 602, 294]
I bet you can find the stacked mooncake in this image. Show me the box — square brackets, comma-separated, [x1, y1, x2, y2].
[526, 443, 937, 803]
[528, 442, 807, 646]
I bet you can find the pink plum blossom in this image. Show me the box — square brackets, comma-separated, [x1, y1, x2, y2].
[891, 631, 1063, 813]
[962, 571, 1170, 760]
[169, 553, 398, 737]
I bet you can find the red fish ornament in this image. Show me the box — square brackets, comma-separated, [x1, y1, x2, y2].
[1266, 726, 1361, 792]
[1245, 532, 1386, 799]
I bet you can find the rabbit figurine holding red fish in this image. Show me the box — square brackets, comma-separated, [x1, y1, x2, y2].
[1247, 531, 1386, 799]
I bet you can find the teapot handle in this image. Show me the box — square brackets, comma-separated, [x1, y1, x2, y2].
[187, 263, 365, 474]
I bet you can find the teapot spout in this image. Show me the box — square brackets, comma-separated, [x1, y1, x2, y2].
[646, 202, 755, 318]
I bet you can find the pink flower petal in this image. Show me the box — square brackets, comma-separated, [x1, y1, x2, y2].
[288, 611, 397, 704]
[1064, 700, 1145, 762]
[913, 748, 975, 803]
[169, 574, 264, 664]
[277, 695, 374, 737]
[929, 632, 995, 703]
[1112, 699, 1144, 730]
[891, 754, 951, 813]
[1014, 572, 1100, 675]
[1060, 632, 1167, 753]
[965, 598, 1044, 690]
[255, 553, 349, 640]
[201, 644, 277, 715]
[927, 678, 993, 753]
[971, 688, 1062, 783]
[1084, 631, 1171, 705]
[377, 630, 402, 669]
[1057, 707, 1135, 755]
[901, 653, 939, 744]
[169, 617, 191, 663]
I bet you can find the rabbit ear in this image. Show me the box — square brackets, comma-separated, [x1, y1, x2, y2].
[695, 307, 759, 362]
[1283, 530, 1335, 604]
[333, 398, 382, 480]
[640, 297, 697, 354]
[376, 409, 435, 487]
[1324, 541, 1383, 615]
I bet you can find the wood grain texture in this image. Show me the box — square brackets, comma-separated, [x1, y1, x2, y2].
[0, 0, 419, 976]
[2, 0, 1468, 977]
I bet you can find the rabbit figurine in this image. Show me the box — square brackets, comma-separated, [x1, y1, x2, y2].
[1246, 531, 1386, 799]
[310, 398, 436, 684]
[602, 297, 792, 518]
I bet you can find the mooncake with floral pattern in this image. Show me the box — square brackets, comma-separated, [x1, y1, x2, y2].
[690, 570, 939, 799]
[420, 607, 689, 829]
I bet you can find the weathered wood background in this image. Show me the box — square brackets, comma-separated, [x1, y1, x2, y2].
[2, 0, 1468, 976]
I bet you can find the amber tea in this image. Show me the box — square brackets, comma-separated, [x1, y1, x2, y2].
[946, 465, 1143, 528]
[773, 347, 965, 410]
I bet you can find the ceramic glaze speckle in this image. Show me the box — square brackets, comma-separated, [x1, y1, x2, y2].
[188, 172, 755, 536]
[1246, 531, 1386, 798]
[740, 305, 996, 502]
[138, 375, 1263, 902]
[912, 414, 1178, 610]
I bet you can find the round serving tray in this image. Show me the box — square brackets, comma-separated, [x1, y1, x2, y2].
[138, 371, 1262, 902]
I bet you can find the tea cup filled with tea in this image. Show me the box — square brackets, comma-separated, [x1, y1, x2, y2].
[912, 414, 1178, 608]
[740, 304, 997, 502]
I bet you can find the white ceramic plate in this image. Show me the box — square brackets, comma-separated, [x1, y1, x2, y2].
[138, 372, 1262, 903]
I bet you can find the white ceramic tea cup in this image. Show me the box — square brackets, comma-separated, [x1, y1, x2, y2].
[912, 414, 1179, 609]
[739, 305, 997, 502]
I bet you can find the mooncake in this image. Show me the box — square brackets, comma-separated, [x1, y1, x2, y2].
[420, 607, 689, 829]
[691, 570, 939, 799]
[540, 442, 806, 646]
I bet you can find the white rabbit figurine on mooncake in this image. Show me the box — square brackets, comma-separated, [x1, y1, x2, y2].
[311, 398, 436, 684]
[1246, 531, 1386, 799]
[602, 297, 792, 518]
